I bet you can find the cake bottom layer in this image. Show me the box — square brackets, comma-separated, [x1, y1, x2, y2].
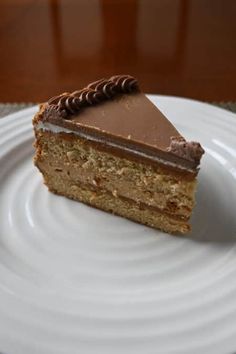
[42, 172, 190, 235]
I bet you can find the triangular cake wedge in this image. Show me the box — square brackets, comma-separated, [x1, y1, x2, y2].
[33, 75, 204, 234]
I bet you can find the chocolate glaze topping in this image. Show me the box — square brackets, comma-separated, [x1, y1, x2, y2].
[36, 75, 204, 173]
[46, 75, 139, 118]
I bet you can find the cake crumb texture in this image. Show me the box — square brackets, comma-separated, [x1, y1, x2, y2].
[34, 130, 197, 234]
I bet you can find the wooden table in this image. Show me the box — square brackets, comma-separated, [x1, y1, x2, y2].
[1, 0, 236, 102]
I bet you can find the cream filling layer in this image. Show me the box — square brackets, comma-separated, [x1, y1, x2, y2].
[35, 121, 195, 172]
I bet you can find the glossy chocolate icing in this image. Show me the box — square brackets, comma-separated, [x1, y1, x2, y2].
[36, 75, 204, 173]
[47, 75, 139, 118]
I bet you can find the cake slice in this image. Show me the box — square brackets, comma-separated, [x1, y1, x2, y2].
[33, 75, 204, 234]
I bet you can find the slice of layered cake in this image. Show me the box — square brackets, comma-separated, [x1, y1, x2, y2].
[33, 75, 204, 234]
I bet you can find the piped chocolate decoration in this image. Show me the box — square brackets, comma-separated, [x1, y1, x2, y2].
[46, 75, 139, 118]
[48, 93, 81, 114]
[45, 104, 68, 119]
[167, 136, 205, 163]
[110, 75, 138, 92]
[87, 79, 116, 98]
[64, 96, 81, 114]
[72, 88, 104, 104]
[78, 88, 97, 105]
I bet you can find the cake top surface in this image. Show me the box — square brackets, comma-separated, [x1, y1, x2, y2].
[34, 75, 204, 172]
[60, 93, 180, 151]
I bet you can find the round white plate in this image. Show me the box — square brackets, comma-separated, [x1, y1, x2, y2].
[0, 96, 236, 354]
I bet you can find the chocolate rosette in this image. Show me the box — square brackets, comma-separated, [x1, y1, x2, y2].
[88, 79, 117, 98]
[110, 75, 138, 93]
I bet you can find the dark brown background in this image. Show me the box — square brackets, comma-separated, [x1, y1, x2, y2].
[1, 0, 236, 102]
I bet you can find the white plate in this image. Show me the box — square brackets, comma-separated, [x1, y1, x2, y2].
[0, 96, 236, 354]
